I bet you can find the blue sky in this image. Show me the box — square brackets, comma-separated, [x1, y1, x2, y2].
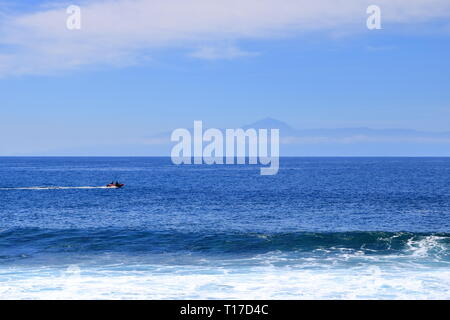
[1, 0, 450, 155]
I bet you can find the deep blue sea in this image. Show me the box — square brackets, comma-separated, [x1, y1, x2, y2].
[0, 157, 449, 299]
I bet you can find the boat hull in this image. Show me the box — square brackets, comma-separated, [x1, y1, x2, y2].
[106, 184, 124, 189]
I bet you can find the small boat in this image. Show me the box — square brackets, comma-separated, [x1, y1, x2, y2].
[106, 182, 125, 189]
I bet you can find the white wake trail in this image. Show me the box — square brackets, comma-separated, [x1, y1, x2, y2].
[0, 186, 110, 190]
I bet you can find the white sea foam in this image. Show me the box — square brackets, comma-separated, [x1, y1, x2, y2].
[406, 235, 448, 258]
[0, 258, 449, 299]
[0, 234, 448, 299]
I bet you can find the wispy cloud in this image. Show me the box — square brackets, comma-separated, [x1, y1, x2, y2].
[1, 0, 450, 76]
[189, 45, 259, 60]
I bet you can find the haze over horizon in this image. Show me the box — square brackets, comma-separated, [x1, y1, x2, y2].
[4, 117, 449, 156]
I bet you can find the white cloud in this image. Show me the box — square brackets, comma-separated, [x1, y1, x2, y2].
[1, 0, 450, 76]
[189, 45, 259, 60]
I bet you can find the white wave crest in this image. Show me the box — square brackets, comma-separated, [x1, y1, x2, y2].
[406, 236, 448, 258]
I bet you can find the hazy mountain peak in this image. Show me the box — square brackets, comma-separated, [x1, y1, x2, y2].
[244, 118, 295, 132]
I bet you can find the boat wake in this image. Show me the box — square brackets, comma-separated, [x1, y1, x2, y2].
[0, 186, 110, 190]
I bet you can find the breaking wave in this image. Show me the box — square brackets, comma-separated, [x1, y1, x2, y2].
[0, 229, 449, 299]
[0, 229, 448, 259]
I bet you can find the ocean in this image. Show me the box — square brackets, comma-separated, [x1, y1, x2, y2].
[0, 157, 449, 299]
